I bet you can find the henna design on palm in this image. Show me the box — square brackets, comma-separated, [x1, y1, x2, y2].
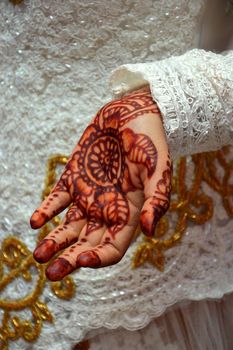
[31, 87, 172, 280]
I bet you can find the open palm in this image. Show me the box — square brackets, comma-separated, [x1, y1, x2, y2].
[30, 87, 172, 281]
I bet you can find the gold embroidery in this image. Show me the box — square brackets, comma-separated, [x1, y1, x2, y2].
[0, 237, 52, 349]
[0, 147, 232, 349]
[0, 155, 76, 349]
[133, 146, 233, 270]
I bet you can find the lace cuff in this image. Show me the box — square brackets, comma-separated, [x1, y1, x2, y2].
[109, 49, 233, 159]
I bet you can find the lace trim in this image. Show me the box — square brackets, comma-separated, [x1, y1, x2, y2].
[109, 49, 233, 159]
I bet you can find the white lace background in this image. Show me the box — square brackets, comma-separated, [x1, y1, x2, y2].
[88, 293, 233, 350]
[0, 0, 233, 349]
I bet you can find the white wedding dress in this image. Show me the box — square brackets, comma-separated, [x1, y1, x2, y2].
[0, 0, 233, 349]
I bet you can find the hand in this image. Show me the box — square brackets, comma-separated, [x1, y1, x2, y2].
[30, 87, 172, 281]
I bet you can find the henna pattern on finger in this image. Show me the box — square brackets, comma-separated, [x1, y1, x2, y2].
[30, 193, 68, 229]
[140, 157, 172, 236]
[76, 250, 101, 268]
[30, 210, 49, 229]
[153, 158, 172, 216]
[33, 236, 78, 263]
[33, 204, 85, 263]
[46, 258, 74, 281]
[33, 239, 58, 263]
[46, 250, 102, 280]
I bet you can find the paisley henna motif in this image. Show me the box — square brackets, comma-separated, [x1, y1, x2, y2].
[55, 89, 158, 239]
[32, 88, 171, 278]
[122, 128, 158, 177]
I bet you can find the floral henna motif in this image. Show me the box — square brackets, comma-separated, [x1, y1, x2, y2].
[33, 88, 167, 277]
[87, 136, 121, 184]
[86, 190, 129, 236]
[52, 180, 67, 193]
[30, 86, 175, 281]
[52, 89, 159, 240]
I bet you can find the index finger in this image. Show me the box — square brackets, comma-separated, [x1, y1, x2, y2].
[30, 179, 72, 229]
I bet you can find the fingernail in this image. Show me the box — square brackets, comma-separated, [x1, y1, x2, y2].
[76, 251, 101, 268]
[140, 210, 157, 237]
[30, 211, 49, 229]
[46, 258, 73, 281]
[33, 239, 58, 263]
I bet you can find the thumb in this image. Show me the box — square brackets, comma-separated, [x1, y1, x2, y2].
[140, 156, 172, 237]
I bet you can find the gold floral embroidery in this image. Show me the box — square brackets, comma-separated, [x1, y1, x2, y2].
[133, 146, 233, 270]
[0, 156, 76, 349]
[0, 147, 232, 349]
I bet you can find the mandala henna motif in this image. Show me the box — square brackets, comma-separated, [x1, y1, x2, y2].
[33, 88, 170, 276]
[86, 133, 122, 186]
[52, 88, 159, 241]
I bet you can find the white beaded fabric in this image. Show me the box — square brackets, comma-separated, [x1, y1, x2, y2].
[110, 49, 233, 159]
[0, 0, 233, 349]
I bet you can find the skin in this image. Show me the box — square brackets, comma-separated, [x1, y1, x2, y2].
[30, 87, 172, 281]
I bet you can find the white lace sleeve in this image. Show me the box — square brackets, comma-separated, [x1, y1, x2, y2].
[109, 49, 233, 159]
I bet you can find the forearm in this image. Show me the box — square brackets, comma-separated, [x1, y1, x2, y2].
[109, 49, 233, 159]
